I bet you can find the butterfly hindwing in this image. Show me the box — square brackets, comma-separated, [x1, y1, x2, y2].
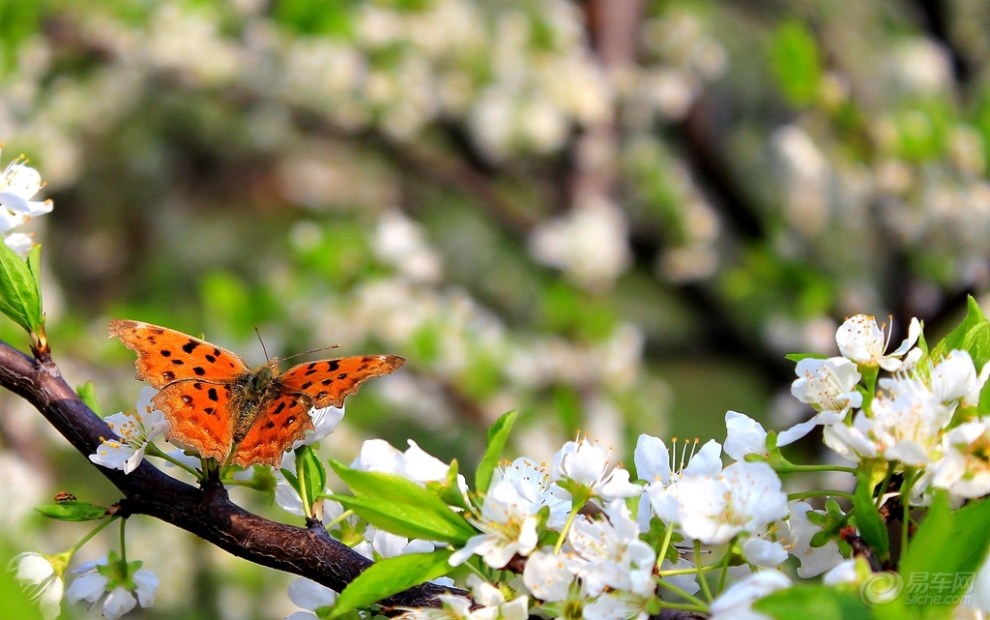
[153, 380, 236, 462]
[232, 392, 314, 468]
[109, 319, 248, 388]
[278, 354, 405, 408]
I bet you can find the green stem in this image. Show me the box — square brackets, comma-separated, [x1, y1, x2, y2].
[118, 518, 127, 564]
[658, 600, 708, 613]
[69, 516, 118, 557]
[298, 460, 312, 520]
[553, 505, 581, 554]
[694, 540, 713, 603]
[717, 547, 732, 593]
[145, 444, 201, 478]
[775, 463, 856, 475]
[322, 508, 355, 530]
[656, 579, 707, 609]
[788, 490, 855, 502]
[899, 468, 920, 557]
[654, 524, 675, 573]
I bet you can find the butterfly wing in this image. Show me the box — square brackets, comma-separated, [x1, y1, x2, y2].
[153, 380, 236, 462]
[231, 354, 404, 468]
[108, 319, 249, 387]
[278, 354, 406, 408]
[231, 392, 314, 468]
[109, 319, 250, 463]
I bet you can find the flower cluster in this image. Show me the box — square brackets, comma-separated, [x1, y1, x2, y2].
[11, 551, 158, 620]
[289, 310, 990, 619]
[0, 149, 53, 256]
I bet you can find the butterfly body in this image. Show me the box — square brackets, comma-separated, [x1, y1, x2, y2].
[109, 320, 404, 468]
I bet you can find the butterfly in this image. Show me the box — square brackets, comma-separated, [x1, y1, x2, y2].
[109, 319, 404, 468]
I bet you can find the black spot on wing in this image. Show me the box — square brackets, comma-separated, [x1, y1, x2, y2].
[193, 366, 206, 376]
[205, 354, 216, 363]
[328, 360, 340, 372]
[171, 359, 185, 366]
[160, 349, 172, 357]
[337, 373, 348, 380]
[182, 340, 200, 354]
[162, 371, 175, 382]
[207, 387, 219, 402]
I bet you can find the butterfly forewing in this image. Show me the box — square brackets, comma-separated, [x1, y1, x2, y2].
[278, 354, 406, 408]
[153, 380, 235, 462]
[109, 320, 248, 388]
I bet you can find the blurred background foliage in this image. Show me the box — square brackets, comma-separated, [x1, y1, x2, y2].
[2, 0, 990, 618]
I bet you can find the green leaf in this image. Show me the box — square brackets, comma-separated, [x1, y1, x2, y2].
[328, 549, 454, 618]
[329, 494, 471, 544]
[755, 584, 871, 620]
[429, 459, 469, 510]
[980, 380, 990, 415]
[932, 296, 989, 367]
[474, 410, 517, 494]
[296, 445, 327, 517]
[273, 0, 355, 36]
[34, 501, 107, 522]
[900, 492, 990, 610]
[281, 468, 300, 492]
[0, 239, 42, 333]
[852, 471, 889, 558]
[330, 461, 475, 543]
[784, 352, 828, 363]
[769, 21, 822, 107]
[76, 382, 101, 415]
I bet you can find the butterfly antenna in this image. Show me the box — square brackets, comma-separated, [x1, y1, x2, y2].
[281, 344, 341, 363]
[255, 327, 271, 363]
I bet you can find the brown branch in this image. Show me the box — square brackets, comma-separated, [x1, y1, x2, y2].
[0, 339, 462, 608]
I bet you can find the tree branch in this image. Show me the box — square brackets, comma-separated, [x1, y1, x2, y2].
[0, 339, 461, 608]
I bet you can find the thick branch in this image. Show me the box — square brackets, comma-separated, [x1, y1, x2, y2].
[0, 339, 461, 608]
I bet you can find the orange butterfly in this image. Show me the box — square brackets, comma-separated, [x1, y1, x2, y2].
[109, 319, 404, 468]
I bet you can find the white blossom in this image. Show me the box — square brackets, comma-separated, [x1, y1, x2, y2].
[784, 357, 862, 445]
[11, 552, 64, 620]
[66, 556, 157, 620]
[835, 315, 921, 371]
[285, 578, 337, 620]
[648, 461, 787, 545]
[568, 501, 656, 597]
[709, 570, 791, 620]
[932, 420, 990, 499]
[780, 502, 844, 578]
[89, 388, 168, 474]
[550, 438, 641, 502]
[449, 478, 539, 569]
